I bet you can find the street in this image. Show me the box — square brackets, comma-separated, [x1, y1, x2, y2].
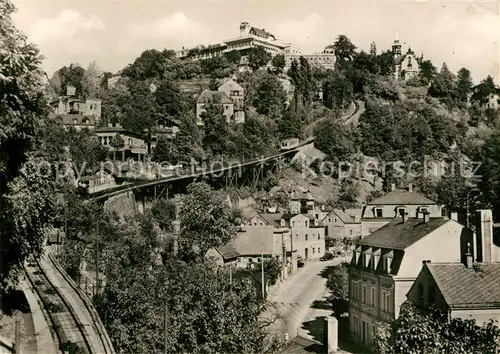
[266, 256, 351, 343]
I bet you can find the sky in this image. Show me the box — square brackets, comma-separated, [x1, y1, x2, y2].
[12, 0, 500, 84]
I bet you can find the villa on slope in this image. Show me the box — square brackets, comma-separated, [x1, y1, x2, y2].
[392, 35, 420, 81]
[196, 78, 245, 125]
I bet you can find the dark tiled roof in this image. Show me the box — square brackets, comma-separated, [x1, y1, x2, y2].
[368, 189, 437, 205]
[196, 90, 233, 104]
[281, 213, 299, 221]
[215, 245, 239, 260]
[260, 213, 283, 226]
[54, 114, 96, 126]
[427, 262, 500, 308]
[249, 27, 276, 40]
[357, 218, 450, 250]
[330, 209, 360, 224]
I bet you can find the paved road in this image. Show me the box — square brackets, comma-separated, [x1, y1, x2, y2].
[267, 257, 351, 342]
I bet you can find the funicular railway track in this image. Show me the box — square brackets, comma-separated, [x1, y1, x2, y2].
[24, 253, 115, 354]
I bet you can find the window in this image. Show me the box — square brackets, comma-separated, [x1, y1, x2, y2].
[420, 207, 429, 214]
[362, 284, 367, 304]
[397, 207, 406, 217]
[317, 247, 320, 254]
[313, 248, 315, 254]
[295, 234, 299, 241]
[73, 118, 77, 124]
[350, 229, 353, 237]
[371, 286, 376, 307]
[292, 221, 295, 227]
[249, 258, 253, 263]
[305, 220, 308, 227]
[305, 234, 308, 241]
[381, 289, 392, 313]
[334, 218, 338, 223]
[375, 208, 383, 218]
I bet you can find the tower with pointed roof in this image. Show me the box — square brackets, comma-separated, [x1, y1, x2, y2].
[392, 35, 420, 82]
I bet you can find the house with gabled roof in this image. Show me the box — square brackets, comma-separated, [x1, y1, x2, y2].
[321, 208, 362, 242]
[348, 211, 471, 349]
[205, 244, 240, 266]
[361, 183, 442, 236]
[407, 209, 500, 325]
[196, 90, 234, 125]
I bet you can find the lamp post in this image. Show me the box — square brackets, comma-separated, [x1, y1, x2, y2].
[466, 188, 480, 229]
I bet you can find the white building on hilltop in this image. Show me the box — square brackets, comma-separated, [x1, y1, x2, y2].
[392, 35, 420, 81]
[176, 22, 335, 71]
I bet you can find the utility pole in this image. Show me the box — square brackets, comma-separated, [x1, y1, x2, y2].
[261, 251, 265, 299]
[290, 232, 294, 274]
[95, 221, 99, 296]
[164, 302, 168, 354]
[14, 319, 20, 354]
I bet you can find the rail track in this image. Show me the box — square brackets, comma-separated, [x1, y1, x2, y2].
[24, 253, 114, 354]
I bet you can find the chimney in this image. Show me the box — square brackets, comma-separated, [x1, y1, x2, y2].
[475, 209, 493, 263]
[402, 212, 409, 223]
[422, 211, 430, 223]
[465, 242, 473, 268]
[408, 183, 413, 193]
[450, 212, 458, 221]
[391, 183, 396, 191]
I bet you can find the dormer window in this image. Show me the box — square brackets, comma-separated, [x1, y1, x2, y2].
[420, 207, 429, 214]
[397, 207, 406, 217]
[375, 208, 383, 218]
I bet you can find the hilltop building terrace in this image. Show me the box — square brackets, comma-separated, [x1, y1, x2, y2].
[176, 22, 335, 71]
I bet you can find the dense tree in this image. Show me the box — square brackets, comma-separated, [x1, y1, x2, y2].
[200, 56, 232, 78]
[329, 35, 357, 65]
[479, 129, 500, 219]
[455, 67, 473, 105]
[67, 128, 108, 175]
[428, 62, 457, 106]
[369, 41, 377, 56]
[271, 53, 286, 73]
[248, 71, 287, 119]
[376, 50, 395, 77]
[419, 59, 437, 85]
[120, 81, 157, 133]
[178, 183, 238, 263]
[81, 60, 102, 98]
[314, 116, 358, 163]
[201, 98, 232, 157]
[109, 133, 124, 161]
[247, 47, 272, 71]
[326, 262, 349, 302]
[323, 72, 354, 110]
[0, 0, 58, 290]
[150, 198, 177, 231]
[279, 107, 303, 140]
[374, 301, 500, 354]
[55, 64, 86, 96]
[96, 248, 281, 354]
[223, 50, 242, 65]
[154, 79, 183, 119]
[121, 49, 176, 81]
